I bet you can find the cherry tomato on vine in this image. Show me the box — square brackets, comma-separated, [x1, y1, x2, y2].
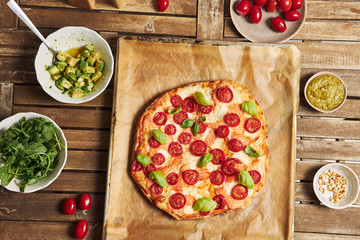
[271, 17, 287, 33]
[79, 193, 92, 210]
[254, 0, 268, 7]
[279, 0, 292, 12]
[285, 10, 301, 21]
[63, 198, 76, 215]
[74, 220, 88, 239]
[249, 5, 262, 24]
[266, 0, 278, 12]
[236, 0, 251, 16]
[157, 0, 169, 12]
[291, 0, 303, 10]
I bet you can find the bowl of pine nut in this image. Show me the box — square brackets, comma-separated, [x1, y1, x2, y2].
[313, 163, 359, 209]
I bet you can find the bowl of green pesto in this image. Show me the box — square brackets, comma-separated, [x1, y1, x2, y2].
[35, 26, 114, 104]
[304, 72, 347, 113]
[0, 112, 67, 193]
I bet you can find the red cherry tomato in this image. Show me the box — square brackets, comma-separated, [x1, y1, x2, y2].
[279, 0, 292, 12]
[254, 0, 267, 7]
[63, 198, 76, 215]
[266, 0, 278, 12]
[271, 17, 287, 33]
[285, 10, 301, 21]
[74, 220, 88, 239]
[291, 0, 303, 10]
[79, 193, 92, 210]
[157, 0, 169, 12]
[249, 5, 262, 24]
[236, 0, 251, 16]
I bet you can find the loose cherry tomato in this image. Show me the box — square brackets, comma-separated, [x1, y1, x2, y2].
[236, 0, 251, 16]
[79, 193, 92, 210]
[279, 0, 292, 12]
[157, 0, 169, 12]
[271, 16, 287, 33]
[249, 5, 262, 24]
[291, 0, 303, 10]
[254, 0, 267, 7]
[285, 10, 301, 21]
[63, 198, 76, 215]
[266, 0, 278, 12]
[74, 220, 88, 239]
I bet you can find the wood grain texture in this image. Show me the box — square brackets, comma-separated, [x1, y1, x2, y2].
[20, 8, 197, 37]
[295, 232, 360, 240]
[0, 57, 37, 84]
[0, 83, 13, 121]
[65, 150, 108, 170]
[63, 129, 110, 150]
[0, 0, 17, 28]
[197, 0, 224, 40]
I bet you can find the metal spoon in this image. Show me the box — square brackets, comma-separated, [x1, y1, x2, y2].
[7, 0, 56, 55]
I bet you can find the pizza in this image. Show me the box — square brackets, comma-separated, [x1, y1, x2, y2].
[131, 80, 269, 220]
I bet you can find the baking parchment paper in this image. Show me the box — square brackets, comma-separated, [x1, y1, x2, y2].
[103, 38, 300, 240]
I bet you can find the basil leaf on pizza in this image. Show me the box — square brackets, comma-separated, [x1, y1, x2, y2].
[136, 154, 150, 166]
[198, 153, 213, 168]
[148, 171, 168, 188]
[193, 92, 212, 106]
[245, 145, 260, 157]
[198, 116, 206, 122]
[239, 170, 254, 189]
[192, 122, 199, 137]
[193, 197, 217, 212]
[241, 101, 259, 117]
[152, 129, 166, 145]
[168, 106, 182, 114]
[181, 119, 194, 128]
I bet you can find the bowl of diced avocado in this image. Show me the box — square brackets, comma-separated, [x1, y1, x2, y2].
[34, 26, 114, 104]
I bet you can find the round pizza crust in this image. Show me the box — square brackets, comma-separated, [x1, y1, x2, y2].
[131, 80, 269, 220]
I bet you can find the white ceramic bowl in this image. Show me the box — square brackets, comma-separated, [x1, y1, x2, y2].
[313, 163, 359, 209]
[34, 26, 114, 104]
[0, 112, 67, 193]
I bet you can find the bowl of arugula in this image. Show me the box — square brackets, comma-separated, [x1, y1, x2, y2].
[0, 112, 67, 193]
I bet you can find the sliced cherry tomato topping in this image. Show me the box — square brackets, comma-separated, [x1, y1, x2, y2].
[166, 172, 179, 185]
[279, 0, 292, 12]
[150, 183, 163, 195]
[189, 140, 207, 156]
[244, 117, 261, 133]
[168, 142, 183, 157]
[213, 194, 227, 210]
[131, 161, 143, 172]
[149, 137, 161, 148]
[209, 170, 225, 185]
[178, 132, 192, 145]
[210, 149, 226, 165]
[63, 198, 76, 215]
[182, 170, 199, 185]
[182, 96, 198, 113]
[228, 138, 244, 152]
[266, 0, 278, 12]
[216, 125, 230, 138]
[170, 94, 183, 108]
[173, 110, 188, 125]
[198, 121, 207, 134]
[222, 158, 242, 176]
[216, 87, 233, 103]
[285, 10, 301, 21]
[153, 112, 167, 126]
[164, 124, 176, 135]
[249, 5, 262, 24]
[169, 193, 186, 209]
[231, 184, 248, 200]
[236, 0, 251, 16]
[224, 113, 240, 127]
[152, 153, 165, 165]
[249, 170, 262, 184]
[199, 211, 210, 216]
[291, 0, 303, 10]
[199, 105, 213, 114]
[143, 163, 156, 176]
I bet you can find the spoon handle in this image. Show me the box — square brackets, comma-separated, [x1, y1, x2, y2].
[7, 0, 56, 54]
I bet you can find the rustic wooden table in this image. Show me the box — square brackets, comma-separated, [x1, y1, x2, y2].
[0, 0, 359, 239]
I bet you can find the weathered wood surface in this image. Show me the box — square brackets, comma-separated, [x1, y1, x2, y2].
[197, 0, 224, 40]
[0, 83, 13, 121]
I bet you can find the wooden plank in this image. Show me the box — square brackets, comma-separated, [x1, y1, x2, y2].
[63, 129, 110, 150]
[197, 0, 224, 40]
[295, 232, 360, 240]
[0, 83, 13, 121]
[21, 8, 197, 37]
[296, 160, 360, 181]
[44, 172, 106, 192]
[65, 150, 108, 171]
[0, 0, 18, 28]
[297, 140, 360, 162]
[0, 220, 102, 240]
[295, 203, 360, 235]
[0, 192, 104, 222]
[297, 118, 360, 140]
[21, 0, 197, 16]
[0, 57, 37, 84]
[14, 85, 113, 108]
[12, 106, 112, 129]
